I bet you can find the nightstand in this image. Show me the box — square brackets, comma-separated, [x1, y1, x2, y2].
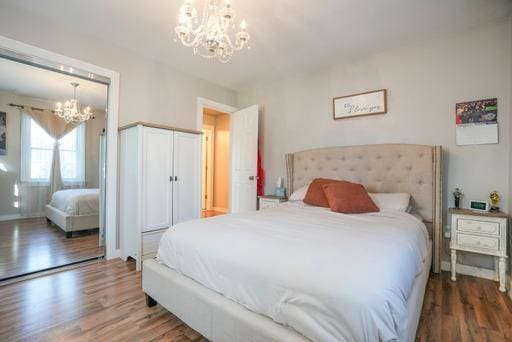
[258, 195, 287, 210]
[449, 208, 509, 292]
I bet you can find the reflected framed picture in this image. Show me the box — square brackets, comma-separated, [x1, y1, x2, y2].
[0, 112, 5, 155]
[333, 89, 387, 120]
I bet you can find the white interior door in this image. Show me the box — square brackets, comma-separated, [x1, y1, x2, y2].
[142, 128, 173, 232]
[230, 105, 259, 213]
[173, 131, 201, 224]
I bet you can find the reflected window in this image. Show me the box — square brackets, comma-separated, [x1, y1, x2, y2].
[20, 114, 85, 184]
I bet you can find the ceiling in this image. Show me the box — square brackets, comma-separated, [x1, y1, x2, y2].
[0, 57, 108, 109]
[2, 0, 511, 90]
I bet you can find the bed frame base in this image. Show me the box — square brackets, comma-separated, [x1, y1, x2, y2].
[145, 293, 157, 307]
[143, 250, 431, 342]
[45, 204, 99, 234]
[143, 259, 308, 342]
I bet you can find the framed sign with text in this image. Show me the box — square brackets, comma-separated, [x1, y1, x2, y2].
[333, 89, 387, 120]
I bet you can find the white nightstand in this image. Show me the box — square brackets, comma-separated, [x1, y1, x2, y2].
[258, 195, 287, 210]
[449, 208, 509, 292]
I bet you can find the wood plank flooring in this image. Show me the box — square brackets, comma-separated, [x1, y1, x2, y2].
[1, 258, 511, 341]
[0, 259, 204, 342]
[0, 218, 104, 280]
[416, 271, 512, 341]
[201, 210, 225, 218]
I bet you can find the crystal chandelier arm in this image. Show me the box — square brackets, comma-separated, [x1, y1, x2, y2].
[179, 26, 206, 47]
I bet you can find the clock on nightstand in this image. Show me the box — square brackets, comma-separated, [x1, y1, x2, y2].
[449, 208, 509, 292]
[258, 195, 287, 210]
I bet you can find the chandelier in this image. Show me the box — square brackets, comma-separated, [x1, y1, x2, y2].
[55, 82, 93, 124]
[174, 0, 250, 63]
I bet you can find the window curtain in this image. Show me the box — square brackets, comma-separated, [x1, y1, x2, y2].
[21, 109, 79, 200]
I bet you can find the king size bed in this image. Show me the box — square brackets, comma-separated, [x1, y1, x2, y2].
[142, 144, 442, 341]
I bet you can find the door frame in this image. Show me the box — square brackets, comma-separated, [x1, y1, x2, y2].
[202, 124, 215, 211]
[196, 97, 237, 213]
[0, 35, 121, 260]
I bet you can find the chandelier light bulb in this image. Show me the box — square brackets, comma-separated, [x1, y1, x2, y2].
[240, 19, 247, 30]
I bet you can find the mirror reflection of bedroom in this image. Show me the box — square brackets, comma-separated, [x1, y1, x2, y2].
[201, 107, 230, 218]
[0, 57, 107, 280]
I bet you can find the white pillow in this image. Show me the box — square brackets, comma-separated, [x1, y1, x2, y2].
[289, 183, 310, 201]
[369, 193, 411, 212]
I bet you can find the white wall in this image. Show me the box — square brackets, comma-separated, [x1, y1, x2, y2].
[0, 4, 237, 129]
[85, 110, 106, 188]
[509, 18, 512, 220]
[239, 19, 512, 269]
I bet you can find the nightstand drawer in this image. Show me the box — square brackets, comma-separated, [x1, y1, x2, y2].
[260, 200, 278, 210]
[456, 233, 499, 252]
[258, 196, 287, 210]
[457, 218, 500, 236]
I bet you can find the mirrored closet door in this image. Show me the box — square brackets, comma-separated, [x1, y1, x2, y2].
[0, 55, 108, 280]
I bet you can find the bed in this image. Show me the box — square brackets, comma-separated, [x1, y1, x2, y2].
[143, 144, 442, 341]
[45, 188, 100, 238]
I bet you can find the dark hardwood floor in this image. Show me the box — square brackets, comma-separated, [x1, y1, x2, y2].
[0, 258, 511, 341]
[417, 271, 512, 341]
[0, 218, 104, 280]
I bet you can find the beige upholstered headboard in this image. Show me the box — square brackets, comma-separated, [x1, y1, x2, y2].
[285, 144, 442, 272]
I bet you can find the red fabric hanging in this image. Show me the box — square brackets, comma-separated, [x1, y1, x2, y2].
[257, 140, 264, 196]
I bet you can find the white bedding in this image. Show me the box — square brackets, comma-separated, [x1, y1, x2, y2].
[157, 202, 430, 342]
[49, 188, 100, 215]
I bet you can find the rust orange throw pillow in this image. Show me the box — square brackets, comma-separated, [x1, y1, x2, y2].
[322, 181, 380, 214]
[303, 178, 340, 207]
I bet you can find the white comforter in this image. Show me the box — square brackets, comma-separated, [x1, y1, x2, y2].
[50, 188, 100, 215]
[157, 202, 429, 342]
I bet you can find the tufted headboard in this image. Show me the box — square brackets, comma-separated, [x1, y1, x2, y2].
[285, 144, 442, 272]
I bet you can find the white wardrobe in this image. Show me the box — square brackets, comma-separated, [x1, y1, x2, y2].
[119, 123, 201, 270]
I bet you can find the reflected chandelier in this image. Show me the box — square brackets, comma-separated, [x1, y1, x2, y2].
[55, 82, 93, 124]
[174, 0, 250, 63]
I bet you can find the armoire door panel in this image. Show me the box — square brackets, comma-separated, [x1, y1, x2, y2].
[173, 132, 201, 224]
[142, 128, 173, 232]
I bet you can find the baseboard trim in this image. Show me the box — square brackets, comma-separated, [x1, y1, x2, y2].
[0, 212, 44, 222]
[212, 207, 228, 213]
[441, 261, 495, 281]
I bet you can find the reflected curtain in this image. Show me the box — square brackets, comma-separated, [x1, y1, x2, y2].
[22, 108, 78, 200]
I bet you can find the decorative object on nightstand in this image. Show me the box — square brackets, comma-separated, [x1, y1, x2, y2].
[449, 208, 508, 292]
[490, 190, 500, 212]
[453, 188, 462, 209]
[275, 176, 286, 197]
[258, 195, 287, 210]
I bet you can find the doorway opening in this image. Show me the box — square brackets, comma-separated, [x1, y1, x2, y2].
[201, 107, 230, 218]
